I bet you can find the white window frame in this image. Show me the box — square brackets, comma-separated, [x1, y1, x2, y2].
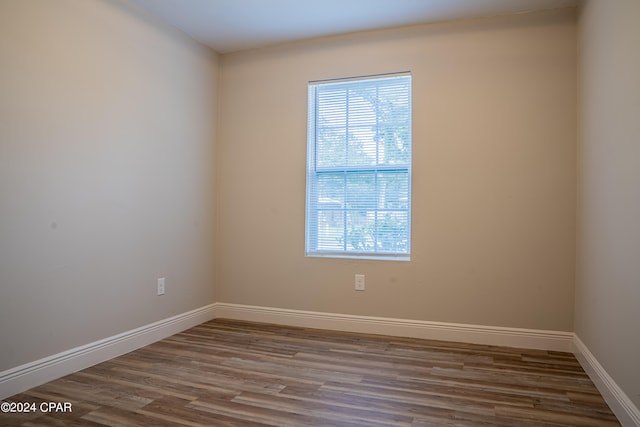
[305, 72, 412, 260]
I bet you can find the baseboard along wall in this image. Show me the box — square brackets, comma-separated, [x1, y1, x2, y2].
[573, 335, 640, 427]
[0, 304, 217, 400]
[213, 302, 574, 352]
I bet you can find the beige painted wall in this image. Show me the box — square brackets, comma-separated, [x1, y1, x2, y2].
[0, 0, 218, 371]
[576, 0, 640, 409]
[217, 10, 576, 331]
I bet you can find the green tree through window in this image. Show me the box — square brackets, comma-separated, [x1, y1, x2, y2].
[306, 73, 412, 259]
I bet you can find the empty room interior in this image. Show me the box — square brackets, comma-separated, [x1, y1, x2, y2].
[1, 0, 639, 425]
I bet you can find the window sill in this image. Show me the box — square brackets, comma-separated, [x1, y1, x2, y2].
[305, 253, 410, 262]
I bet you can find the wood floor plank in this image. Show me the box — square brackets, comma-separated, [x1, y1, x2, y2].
[1, 319, 620, 426]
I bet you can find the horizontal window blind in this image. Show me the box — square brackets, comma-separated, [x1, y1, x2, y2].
[306, 73, 412, 259]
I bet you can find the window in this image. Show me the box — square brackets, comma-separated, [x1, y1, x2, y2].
[305, 73, 412, 260]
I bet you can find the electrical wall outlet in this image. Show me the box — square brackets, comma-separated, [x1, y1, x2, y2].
[157, 277, 165, 295]
[355, 274, 365, 291]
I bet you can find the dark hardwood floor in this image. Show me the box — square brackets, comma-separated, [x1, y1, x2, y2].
[2, 319, 620, 426]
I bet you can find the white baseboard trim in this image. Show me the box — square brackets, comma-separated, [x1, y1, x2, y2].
[213, 302, 573, 352]
[0, 303, 216, 400]
[573, 335, 640, 427]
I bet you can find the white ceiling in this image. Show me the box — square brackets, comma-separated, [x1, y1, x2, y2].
[130, 0, 579, 53]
